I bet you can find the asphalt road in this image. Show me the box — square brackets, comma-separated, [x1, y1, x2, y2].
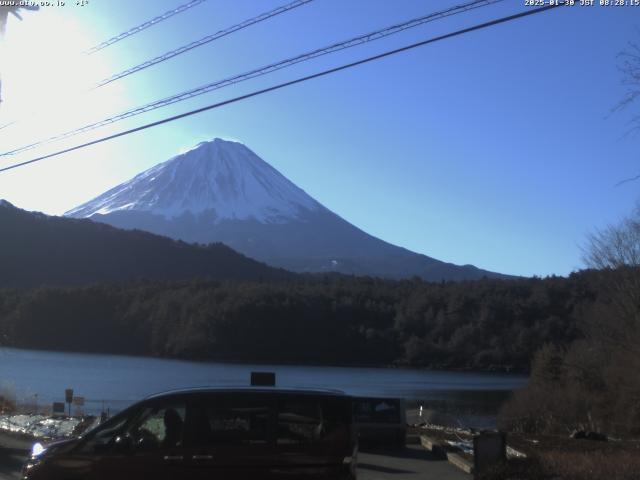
[0, 442, 468, 480]
[358, 445, 468, 480]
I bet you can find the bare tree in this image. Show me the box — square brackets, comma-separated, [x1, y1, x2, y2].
[614, 39, 640, 131]
[615, 41, 640, 111]
[500, 207, 640, 437]
[583, 208, 640, 269]
[611, 36, 640, 186]
[582, 208, 640, 359]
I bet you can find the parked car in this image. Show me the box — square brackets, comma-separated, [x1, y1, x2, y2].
[353, 397, 406, 446]
[22, 387, 357, 479]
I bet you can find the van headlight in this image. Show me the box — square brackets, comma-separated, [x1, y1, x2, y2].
[31, 442, 47, 458]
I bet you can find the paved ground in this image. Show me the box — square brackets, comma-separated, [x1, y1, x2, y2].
[358, 445, 468, 480]
[0, 439, 469, 480]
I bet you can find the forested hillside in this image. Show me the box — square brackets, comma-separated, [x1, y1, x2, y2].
[0, 200, 291, 287]
[0, 270, 609, 371]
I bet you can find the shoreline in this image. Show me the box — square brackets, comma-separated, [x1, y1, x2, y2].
[0, 346, 530, 376]
[0, 347, 526, 427]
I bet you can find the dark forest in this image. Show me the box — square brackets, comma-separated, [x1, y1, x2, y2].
[0, 269, 610, 372]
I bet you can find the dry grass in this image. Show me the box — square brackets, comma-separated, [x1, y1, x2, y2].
[539, 450, 640, 480]
[478, 443, 640, 480]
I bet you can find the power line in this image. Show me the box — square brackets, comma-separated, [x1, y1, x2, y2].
[0, 0, 313, 133]
[0, 0, 504, 157]
[0, 3, 562, 175]
[94, 0, 313, 89]
[0, 121, 15, 132]
[84, 0, 208, 55]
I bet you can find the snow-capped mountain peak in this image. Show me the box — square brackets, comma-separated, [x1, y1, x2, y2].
[66, 138, 321, 223]
[64, 138, 506, 281]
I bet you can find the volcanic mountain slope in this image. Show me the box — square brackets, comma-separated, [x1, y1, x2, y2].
[0, 199, 290, 288]
[66, 138, 505, 281]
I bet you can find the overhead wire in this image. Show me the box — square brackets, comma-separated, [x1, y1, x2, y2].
[0, 0, 505, 158]
[94, 0, 314, 89]
[0, 3, 564, 174]
[0, 0, 313, 133]
[84, 0, 208, 55]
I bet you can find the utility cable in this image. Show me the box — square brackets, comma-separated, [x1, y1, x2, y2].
[0, 3, 563, 174]
[85, 0, 208, 55]
[0, 0, 313, 132]
[94, 0, 313, 88]
[0, 0, 504, 157]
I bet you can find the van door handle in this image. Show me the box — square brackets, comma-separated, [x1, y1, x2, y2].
[192, 454, 213, 460]
[163, 455, 184, 461]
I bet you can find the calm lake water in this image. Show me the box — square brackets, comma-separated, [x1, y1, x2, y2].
[0, 348, 527, 428]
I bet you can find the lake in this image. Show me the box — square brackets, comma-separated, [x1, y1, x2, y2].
[0, 348, 527, 428]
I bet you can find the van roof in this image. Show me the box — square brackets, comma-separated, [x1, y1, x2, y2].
[145, 386, 347, 400]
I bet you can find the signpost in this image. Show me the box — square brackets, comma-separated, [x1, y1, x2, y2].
[65, 389, 73, 416]
[250, 371, 276, 386]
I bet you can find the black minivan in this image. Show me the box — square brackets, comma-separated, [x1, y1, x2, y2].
[22, 387, 357, 479]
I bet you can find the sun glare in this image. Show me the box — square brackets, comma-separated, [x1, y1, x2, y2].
[0, 7, 124, 150]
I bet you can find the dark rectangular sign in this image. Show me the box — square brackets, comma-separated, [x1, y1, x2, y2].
[251, 371, 276, 386]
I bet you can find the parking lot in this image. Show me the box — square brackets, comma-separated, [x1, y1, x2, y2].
[358, 445, 467, 480]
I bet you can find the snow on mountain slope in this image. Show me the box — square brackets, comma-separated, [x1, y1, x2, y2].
[66, 138, 507, 281]
[66, 138, 321, 223]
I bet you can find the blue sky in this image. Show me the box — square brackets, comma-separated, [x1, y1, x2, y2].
[0, 0, 638, 277]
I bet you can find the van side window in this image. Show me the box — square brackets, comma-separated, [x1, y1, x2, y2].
[354, 398, 401, 423]
[277, 398, 324, 445]
[192, 396, 269, 446]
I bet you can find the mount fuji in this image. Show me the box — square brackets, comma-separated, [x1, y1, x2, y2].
[66, 138, 504, 281]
